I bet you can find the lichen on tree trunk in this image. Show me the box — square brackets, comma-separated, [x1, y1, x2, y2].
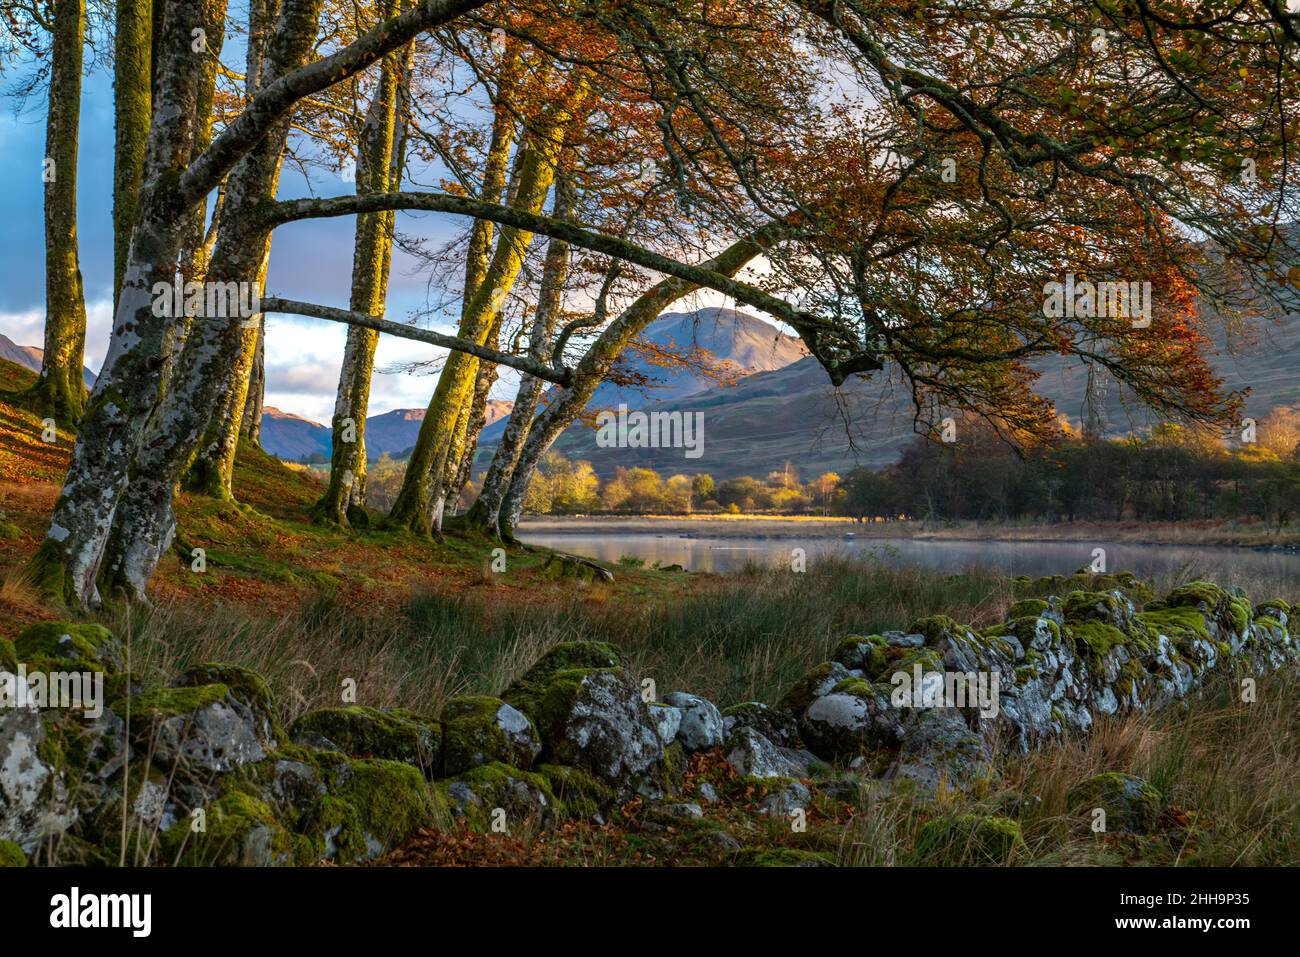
[466, 171, 574, 535]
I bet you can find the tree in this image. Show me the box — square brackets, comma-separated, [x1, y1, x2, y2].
[18, 0, 90, 423]
[28, 0, 1300, 608]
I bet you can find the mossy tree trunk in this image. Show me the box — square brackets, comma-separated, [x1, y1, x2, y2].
[464, 171, 574, 535]
[27, 0, 88, 425]
[425, 64, 520, 530]
[29, 0, 219, 607]
[113, 0, 153, 306]
[100, 0, 323, 599]
[182, 0, 269, 499]
[387, 77, 587, 536]
[315, 15, 409, 527]
[31, 0, 486, 609]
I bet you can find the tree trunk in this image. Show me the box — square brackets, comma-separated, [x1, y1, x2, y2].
[496, 222, 785, 540]
[239, 326, 265, 444]
[387, 78, 586, 535]
[182, 0, 269, 498]
[28, 0, 215, 607]
[466, 172, 574, 534]
[27, 0, 88, 425]
[100, 0, 323, 599]
[315, 19, 408, 527]
[113, 0, 153, 305]
[31, 0, 483, 608]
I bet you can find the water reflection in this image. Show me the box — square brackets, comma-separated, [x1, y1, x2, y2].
[516, 529, 1299, 585]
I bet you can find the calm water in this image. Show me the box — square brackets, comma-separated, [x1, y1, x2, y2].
[516, 528, 1300, 585]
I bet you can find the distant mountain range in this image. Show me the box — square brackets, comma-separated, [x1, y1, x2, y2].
[11, 302, 1294, 484]
[260, 400, 513, 462]
[265, 307, 798, 464]
[471, 308, 1300, 481]
[0, 333, 96, 387]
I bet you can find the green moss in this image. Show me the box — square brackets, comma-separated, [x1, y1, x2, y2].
[441, 695, 538, 775]
[911, 813, 1027, 865]
[1008, 598, 1049, 619]
[1135, 606, 1210, 645]
[13, 621, 123, 674]
[777, 661, 844, 712]
[1016, 571, 1153, 603]
[121, 682, 229, 716]
[832, 635, 886, 670]
[1253, 614, 1285, 635]
[159, 789, 307, 867]
[733, 847, 835, 867]
[0, 520, 22, 541]
[1068, 620, 1130, 661]
[520, 641, 623, 682]
[503, 666, 602, 746]
[0, 840, 26, 867]
[291, 706, 442, 776]
[908, 615, 970, 644]
[174, 664, 274, 714]
[0, 637, 15, 673]
[1227, 596, 1252, 636]
[330, 758, 441, 853]
[1067, 772, 1163, 835]
[536, 763, 613, 821]
[991, 615, 1060, 652]
[1164, 581, 1229, 610]
[438, 761, 554, 831]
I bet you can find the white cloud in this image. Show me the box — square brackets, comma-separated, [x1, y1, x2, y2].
[0, 298, 115, 374]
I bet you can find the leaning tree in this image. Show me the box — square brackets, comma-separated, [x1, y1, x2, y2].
[26, 0, 1300, 607]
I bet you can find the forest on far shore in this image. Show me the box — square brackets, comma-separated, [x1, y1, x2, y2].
[428, 406, 1300, 527]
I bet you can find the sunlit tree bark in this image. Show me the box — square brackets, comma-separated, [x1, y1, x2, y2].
[385, 75, 587, 535]
[26, 0, 88, 424]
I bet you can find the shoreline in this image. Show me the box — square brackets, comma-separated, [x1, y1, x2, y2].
[516, 515, 1300, 550]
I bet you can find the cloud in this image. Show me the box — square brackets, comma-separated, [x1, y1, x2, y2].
[0, 298, 115, 374]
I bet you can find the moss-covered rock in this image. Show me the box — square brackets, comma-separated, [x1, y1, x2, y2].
[518, 641, 624, 681]
[13, 621, 125, 675]
[733, 847, 834, 867]
[722, 701, 800, 747]
[1016, 571, 1154, 604]
[441, 696, 541, 775]
[908, 614, 972, 646]
[1068, 772, 1163, 834]
[0, 839, 26, 867]
[1008, 598, 1050, 619]
[535, 763, 614, 821]
[159, 789, 310, 867]
[118, 682, 273, 773]
[304, 758, 443, 862]
[290, 706, 443, 777]
[438, 761, 555, 830]
[911, 813, 1026, 865]
[798, 678, 901, 760]
[776, 660, 853, 714]
[503, 664, 661, 786]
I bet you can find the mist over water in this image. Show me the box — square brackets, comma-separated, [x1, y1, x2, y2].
[517, 528, 1300, 585]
